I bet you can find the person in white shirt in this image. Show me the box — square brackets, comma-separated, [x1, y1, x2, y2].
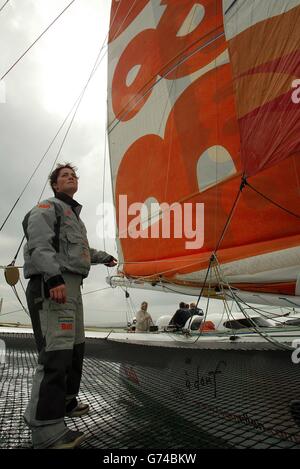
[136, 301, 153, 332]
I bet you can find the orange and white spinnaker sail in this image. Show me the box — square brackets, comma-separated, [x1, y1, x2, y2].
[107, 0, 300, 305]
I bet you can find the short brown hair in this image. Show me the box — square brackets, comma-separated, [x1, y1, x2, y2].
[49, 163, 78, 194]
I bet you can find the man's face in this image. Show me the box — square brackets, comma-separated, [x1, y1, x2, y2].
[53, 167, 78, 196]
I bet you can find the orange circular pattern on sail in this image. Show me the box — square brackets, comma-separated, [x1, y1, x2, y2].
[112, 0, 226, 121]
[116, 64, 241, 261]
[156, 0, 225, 80]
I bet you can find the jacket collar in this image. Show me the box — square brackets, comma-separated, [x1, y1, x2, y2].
[55, 192, 82, 216]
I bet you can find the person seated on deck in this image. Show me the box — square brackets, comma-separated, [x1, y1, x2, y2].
[169, 302, 192, 330]
[135, 301, 154, 332]
[189, 302, 204, 316]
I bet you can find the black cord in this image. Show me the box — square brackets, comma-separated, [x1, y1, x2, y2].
[224, 0, 239, 15]
[1, 0, 76, 81]
[108, 30, 225, 134]
[0, 0, 125, 234]
[0, 0, 9, 14]
[245, 180, 300, 220]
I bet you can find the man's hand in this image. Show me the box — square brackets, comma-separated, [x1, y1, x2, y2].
[49, 284, 67, 304]
[104, 256, 118, 268]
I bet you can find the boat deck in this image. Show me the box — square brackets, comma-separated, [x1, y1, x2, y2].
[0, 331, 232, 449]
[1, 329, 300, 449]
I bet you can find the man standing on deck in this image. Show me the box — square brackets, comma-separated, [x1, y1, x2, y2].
[22, 163, 117, 449]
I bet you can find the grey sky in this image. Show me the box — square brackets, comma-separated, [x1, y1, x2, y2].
[0, 0, 211, 328]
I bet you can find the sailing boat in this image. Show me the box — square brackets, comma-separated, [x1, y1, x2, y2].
[98, 0, 300, 448]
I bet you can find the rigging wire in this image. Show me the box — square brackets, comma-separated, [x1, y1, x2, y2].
[214, 178, 245, 253]
[101, 121, 112, 280]
[150, 7, 199, 271]
[108, 31, 225, 135]
[1, 2, 138, 319]
[0, 309, 24, 317]
[230, 288, 293, 351]
[0, 0, 126, 234]
[9, 96, 80, 259]
[10, 285, 29, 317]
[212, 260, 240, 337]
[100, 0, 140, 283]
[224, 0, 239, 15]
[3, 1, 297, 345]
[245, 180, 300, 220]
[1, 1, 133, 320]
[184, 177, 245, 316]
[1, 1, 127, 311]
[1, 0, 76, 81]
[0, 287, 113, 321]
[0, 93, 88, 232]
[1, 0, 137, 238]
[157, 169, 299, 348]
[19, 276, 27, 297]
[126, 293, 136, 325]
[7, 10, 125, 264]
[193, 263, 216, 343]
[118, 286, 131, 327]
[82, 287, 112, 296]
[213, 256, 294, 350]
[224, 289, 300, 325]
[0, 0, 9, 14]
[37, 1, 131, 204]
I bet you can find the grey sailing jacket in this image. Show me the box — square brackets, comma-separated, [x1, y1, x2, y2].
[22, 192, 113, 289]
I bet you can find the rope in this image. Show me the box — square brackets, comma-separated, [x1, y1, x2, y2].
[212, 261, 237, 337]
[0, 93, 89, 233]
[224, 0, 239, 15]
[195, 256, 214, 310]
[192, 266, 213, 343]
[245, 180, 300, 220]
[0, 309, 23, 318]
[6, 6, 124, 263]
[0, 0, 9, 14]
[1, 0, 134, 284]
[108, 31, 225, 135]
[214, 178, 246, 253]
[0, 0, 127, 234]
[10, 286, 29, 317]
[1, 0, 76, 81]
[82, 287, 112, 296]
[1, 0, 134, 317]
[224, 289, 299, 326]
[213, 256, 294, 351]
